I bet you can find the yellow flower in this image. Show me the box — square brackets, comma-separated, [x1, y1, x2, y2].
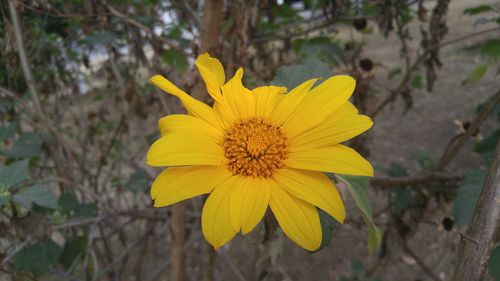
[147, 53, 373, 251]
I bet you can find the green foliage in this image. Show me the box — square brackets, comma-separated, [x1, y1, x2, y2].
[462, 64, 489, 85]
[272, 59, 331, 89]
[480, 39, 500, 60]
[1, 132, 42, 159]
[475, 129, 500, 154]
[123, 169, 149, 193]
[0, 183, 11, 207]
[0, 123, 16, 142]
[339, 258, 382, 281]
[463, 5, 493, 15]
[490, 245, 500, 281]
[82, 30, 119, 46]
[452, 169, 487, 224]
[162, 49, 187, 73]
[292, 37, 345, 64]
[12, 239, 62, 277]
[58, 192, 97, 217]
[0, 160, 29, 190]
[12, 184, 59, 209]
[316, 209, 338, 251]
[411, 75, 423, 89]
[339, 176, 382, 254]
[60, 236, 86, 269]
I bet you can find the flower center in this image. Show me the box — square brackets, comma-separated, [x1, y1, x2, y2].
[223, 117, 288, 178]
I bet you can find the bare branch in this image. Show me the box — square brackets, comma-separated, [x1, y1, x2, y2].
[436, 89, 500, 171]
[451, 138, 500, 281]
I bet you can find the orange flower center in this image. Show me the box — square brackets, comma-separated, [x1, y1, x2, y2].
[223, 117, 288, 178]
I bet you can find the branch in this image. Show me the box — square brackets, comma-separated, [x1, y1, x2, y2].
[436, 89, 500, 171]
[398, 236, 442, 281]
[7, 0, 46, 122]
[370, 173, 460, 187]
[100, 0, 187, 55]
[451, 138, 500, 281]
[370, 26, 500, 118]
[8, 0, 75, 186]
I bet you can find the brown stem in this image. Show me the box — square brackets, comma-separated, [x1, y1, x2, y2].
[436, 89, 500, 171]
[370, 173, 460, 187]
[451, 138, 500, 281]
[7, 0, 75, 188]
[170, 203, 186, 281]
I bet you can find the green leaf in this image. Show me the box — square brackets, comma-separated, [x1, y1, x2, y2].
[490, 245, 500, 281]
[12, 184, 59, 209]
[82, 31, 118, 45]
[453, 169, 487, 224]
[316, 209, 338, 251]
[60, 236, 86, 269]
[293, 37, 345, 64]
[12, 239, 62, 277]
[480, 39, 500, 60]
[411, 75, 423, 89]
[272, 59, 331, 89]
[74, 203, 97, 217]
[0, 123, 16, 142]
[0, 187, 11, 207]
[351, 259, 365, 274]
[162, 49, 187, 73]
[388, 68, 402, 79]
[339, 175, 382, 254]
[462, 64, 489, 85]
[463, 5, 492, 15]
[123, 170, 149, 193]
[2, 132, 42, 158]
[0, 160, 29, 190]
[475, 129, 500, 153]
[59, 192, 79, 213]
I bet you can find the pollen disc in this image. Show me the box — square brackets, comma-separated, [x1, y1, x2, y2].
[223, 118, 288, 178]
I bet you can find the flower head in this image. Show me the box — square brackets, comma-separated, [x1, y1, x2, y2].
[147, 53, 373, 251]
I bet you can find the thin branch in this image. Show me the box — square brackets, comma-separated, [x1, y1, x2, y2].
[451, 138, 500, 281]
[436, 89, 500, 171]
[8, 0, 45, 118]
[220, 250, 249, 281]
[371, 173, 460, 187]
[8, 0, 75, 185]
[100, 0, 187, 55]
[398, 236, 442, 281]
[370, 26, 500, 118]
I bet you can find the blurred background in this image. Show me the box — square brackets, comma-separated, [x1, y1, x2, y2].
[0, 0, 499, 280]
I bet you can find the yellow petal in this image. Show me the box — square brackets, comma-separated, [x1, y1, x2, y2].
[271, 78, 318, 125]
[202, 177, 238, 249]
[151, 166, 232, 207]
[220, 68, 255, 118]
[269, 183, 322, 251]
[147, 133, 224, 167]
[284, 75, 356, 138]
[286, 144, 373, 176]
[229, 177, 270, 234]
[274, 168, 345, 223]
[195, 53, 225, 102]
[150, 75, 221, 128]
[290, 113, 373, 151]
[252, 86, 287, 118]
[158, 114, 223, 138]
